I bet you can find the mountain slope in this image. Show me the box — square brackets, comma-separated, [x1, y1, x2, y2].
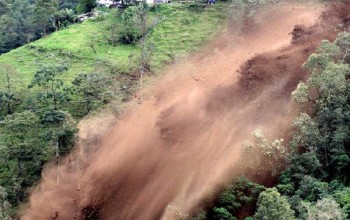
[0, 4, 226, 89]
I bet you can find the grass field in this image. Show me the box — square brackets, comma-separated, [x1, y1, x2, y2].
[0, 3, 228, 90]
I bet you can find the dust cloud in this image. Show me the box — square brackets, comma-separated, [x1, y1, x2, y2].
[21, 1, 350, 219]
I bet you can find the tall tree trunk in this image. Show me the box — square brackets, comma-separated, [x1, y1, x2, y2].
[43, 23, 47, 36]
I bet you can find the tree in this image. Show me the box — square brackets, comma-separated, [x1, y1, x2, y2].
[192, 177, 265, 220]
[40, 110, 76, 184]
[117, 4, 162, 100]
[242, 129, 286, 176]
[335, 32, 350, 63]
[0, 0, 37, 53]
[136, 3, 162, 101]
[71, 72, 112, 114]
[278, 32, 350, 219]
[254, 188, 295, 220]
[29, 61, 69, 110]
[295, 176, 329, 202]
[59, 0, 79, 10]
[0, 111, 48, 205]
[0, 0, 9, 17]
[118, 6, 142, 44]
[0, 186, 11, 220]
[34, 0, 58, 36]
[291, 34, 350, 182]
[292, 82, 309, 104]
[333, 187, 350, 217]
[0, 64, 21, 117]
[77, 0, 97, 13]
[212, 207, 236, 220]
[300, 197, 345, 220]
[215, 177, 265, 215]
[53, 8, 76, 30]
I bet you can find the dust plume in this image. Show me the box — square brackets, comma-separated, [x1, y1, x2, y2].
[21, 1, 350, 219]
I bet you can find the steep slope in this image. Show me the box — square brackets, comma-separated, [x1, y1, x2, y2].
[21, 1, 350, 219]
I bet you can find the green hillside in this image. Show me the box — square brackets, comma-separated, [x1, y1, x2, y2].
[0, 3, 227, 89]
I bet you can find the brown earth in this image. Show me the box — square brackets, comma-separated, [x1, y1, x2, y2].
[21, 1, 350, 220]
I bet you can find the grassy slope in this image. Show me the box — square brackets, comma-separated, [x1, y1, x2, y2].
[0, 3, 227, 90]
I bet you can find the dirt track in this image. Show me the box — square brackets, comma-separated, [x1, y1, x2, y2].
[22, 1, 349, 219]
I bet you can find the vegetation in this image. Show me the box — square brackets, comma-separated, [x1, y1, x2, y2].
[0, 1, 228, 215]
[0, 0, 79, 54]
[77, 0, 97, 13]
[2, 0, 349, 218]
[0, 186, 11, 220]
[254, 188, 295, 220]
[277, 33, 350, 219]
[193, 177, 265, 220]
[193, 31, 350, 220]
[0, 3, 227, 117]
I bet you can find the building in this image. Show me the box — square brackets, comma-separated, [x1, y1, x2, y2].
[97, 0, 115, 7]
[97, 0, 159, 7]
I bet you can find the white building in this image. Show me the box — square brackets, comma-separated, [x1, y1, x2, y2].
[97, 0, 114, 7]
[97, 0, 157, 6]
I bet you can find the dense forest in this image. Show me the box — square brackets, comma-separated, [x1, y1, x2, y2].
[0, 0, 349, 219]
[0, 0, 93, 54]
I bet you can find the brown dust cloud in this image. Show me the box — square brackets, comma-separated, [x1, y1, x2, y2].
[21, 1, 350, 219]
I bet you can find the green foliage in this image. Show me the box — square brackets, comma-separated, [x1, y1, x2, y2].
[118, 6, 143, 44]
[254, 188, 295, 220]
[0, 64, 22, 118]
[277, 31, 350, 219]
[335, 32, 350, 63]
[300, 197, 345, 220]
[40, 109, 77, 155]
[243, 129, 286, 176]
[77, 0, 97, 13]
[54, 8, 77, 30]
[191, 211, 207, 220]
[290, 113, 321, 152]
[289, 32, 350, 182]
[316, 40, 341, 60]
[0, 0, 78, 54]
[29, 61, 69, 110]
[216, 177, 265, 214]
[333, 187, 350, 217]
[71, 72, 113, 114]
[192, 177, 265, 220]
[292, 82, 309, 104]
[59, 0, 79, 10]
[0, 111, 49, 205]
[0, 0, 37, 53]
[296, 176, 329, 202]
[212, 207, 236, 220]
[0, 2, 227, 117]
[0, 0, 8, 17]
[34, 0, 59, 36]
[0, 109, 76, 207]
[0, 186, 11, 220]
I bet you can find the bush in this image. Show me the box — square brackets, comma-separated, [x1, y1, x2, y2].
[254, 188, 295, 220]
[118, 6, 142, 44]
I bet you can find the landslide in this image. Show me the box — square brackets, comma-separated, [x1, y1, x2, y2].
[21, 1, 350, 220]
